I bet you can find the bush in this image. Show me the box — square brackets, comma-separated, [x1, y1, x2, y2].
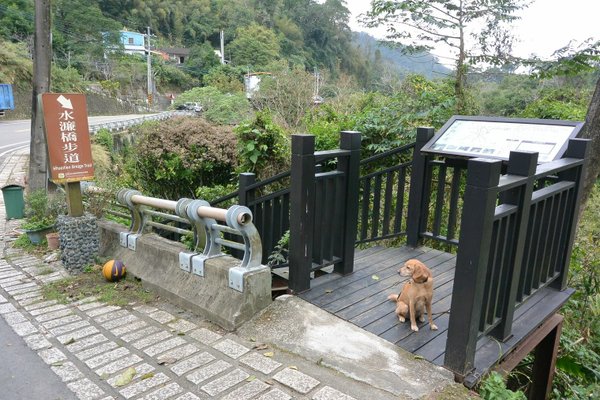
[235, 111, 289, 179]
[22, 189, 66, 230]
[126, 117, 237, 199]
[173, 86, 252, 125]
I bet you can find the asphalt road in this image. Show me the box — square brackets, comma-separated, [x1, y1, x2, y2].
[0, 313, 77, 400]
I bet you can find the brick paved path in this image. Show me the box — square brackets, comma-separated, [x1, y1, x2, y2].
[0, 150, 361, 400]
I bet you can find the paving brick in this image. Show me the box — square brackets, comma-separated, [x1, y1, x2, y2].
[119, 372, 170, 399]
[147, 310, 176, 324]
[110, 319, 147, 336]
[13, 290, 42, 301]
[167, 319, 197, 333]
[170, 351, 216, 376]
[57, 325, 100, 344]
[101, 314, 139, 330]
[51, 361, 85, 382]
[35, 308, 73, 323]
[7, 285, 40, 296]
[239, 352, 282, 374]
[75, 341, 119, 361]
[38, 347, 68, 365]
[0, 293, 6, 303]
[174, 394, 201, 400]
[0, 270, 21, 279]
[85, 347, 130, 369]
[77, 301, 105, 311]
[139, 382, 184, 400]
[143, 337, 186, 357]
[23, 333, 52, 350]
[133, 304, 158, 314]
[187, 328, 222, 344]
[201, 368, 250, 396]
[212, 338, 250, 359]
[66, 334, 108, 353]
[186, 360, 231, 385]
[4, 282, 37, 292]
[42, 314, 82, 329]
[95, 354, 144, 376]
[29, 303, 68, 316]
[257, 388, 293, 400]
[0, 302, 17, 314]
[156, 343, 199, 364]
[17, 295, 44, 306]
[107, 363, 154, 387]
[2, 311, 28, 325]
[94, 309, 129, 323]
[312, 386, 357, 400]
[121, 326, 160, 343]
[273, 368, 320, 394]
[0, 275, 24, 285]
[132, 331, 172, 350]
[220, 379, 271, 400]
[49, 320, 91, 336]
[11, 320, 37, 336]
[86, 305, 121, 318]
[24, 299, 58, 311]
[67, 378, 105, 400]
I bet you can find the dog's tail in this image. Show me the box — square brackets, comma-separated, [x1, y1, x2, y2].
[387, 293, 399, 302]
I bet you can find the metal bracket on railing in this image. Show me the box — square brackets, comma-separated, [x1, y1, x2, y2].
[117, 188, 144, 251]
[186, 200, 224, 276]
[225, 205, 265, 292]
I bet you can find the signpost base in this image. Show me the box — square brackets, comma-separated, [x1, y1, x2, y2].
[65, 181, 83, 217]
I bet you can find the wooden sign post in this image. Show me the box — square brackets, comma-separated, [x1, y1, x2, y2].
[40, 93, 95, 217]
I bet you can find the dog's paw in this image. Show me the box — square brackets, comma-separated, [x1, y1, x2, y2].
[419, 315, 425, 323]
[411, 324, 419, 332]
[398, 316, 405, 323]
[430, 324, 438, 331]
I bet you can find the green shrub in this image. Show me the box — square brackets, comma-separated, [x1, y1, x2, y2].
[126, 117, 237, 199]
[22, 189, 66, 230]
[235, 110, 289, 178]
[93, 128, 113, 152]
[173, 86, 252, 125]
[479, 372, 526, 400]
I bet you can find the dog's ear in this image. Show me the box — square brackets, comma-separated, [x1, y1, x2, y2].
[412, 261, 431, 283]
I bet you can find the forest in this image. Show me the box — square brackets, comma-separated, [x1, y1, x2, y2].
[1, 0, 600, 398]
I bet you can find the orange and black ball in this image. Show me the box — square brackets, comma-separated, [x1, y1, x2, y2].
[102, 260, 126, 282]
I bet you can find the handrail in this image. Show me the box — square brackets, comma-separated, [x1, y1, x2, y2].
[360, 142, 416, 166]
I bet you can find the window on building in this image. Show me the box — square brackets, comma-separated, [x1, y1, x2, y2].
[128, 38, 134, 45]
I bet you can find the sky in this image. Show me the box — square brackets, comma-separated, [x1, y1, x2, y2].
[344, 0, 600, 68]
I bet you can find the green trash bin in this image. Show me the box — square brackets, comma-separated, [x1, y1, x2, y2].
[1, 184, 25, 220]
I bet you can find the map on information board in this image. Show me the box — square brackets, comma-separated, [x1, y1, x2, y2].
[422, 116, 583, 163]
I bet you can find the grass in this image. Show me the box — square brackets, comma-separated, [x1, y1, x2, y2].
[42, 264, 156, 306]
[12, 233, 53, 257]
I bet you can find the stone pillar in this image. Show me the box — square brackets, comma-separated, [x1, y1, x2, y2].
[56, 214, 100, 273]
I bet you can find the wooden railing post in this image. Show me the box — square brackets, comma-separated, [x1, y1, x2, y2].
[491, 151, 538, 341]
[289, 134, 316, 293]
[550, 138, 590, 290]
[406, 127, 435, 247]
[444, 158, 502, 378]
[335, 131, 361, 275]
[238, 172, 256, 206]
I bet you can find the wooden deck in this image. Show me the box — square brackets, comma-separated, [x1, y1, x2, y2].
[299, 245, 573, 385]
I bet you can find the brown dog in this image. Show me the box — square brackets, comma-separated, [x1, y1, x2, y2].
[388, 259, 438, 332]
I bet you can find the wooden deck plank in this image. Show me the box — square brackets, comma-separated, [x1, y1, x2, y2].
[319, 251, 454, 313]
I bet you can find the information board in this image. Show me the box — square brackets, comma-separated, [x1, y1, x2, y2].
[41, 93, 95, 183]
[422, 116, 583, 163]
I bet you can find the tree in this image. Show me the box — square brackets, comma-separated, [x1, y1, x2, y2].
[228, 24, 281, 69]
[362, 0, 528, 112]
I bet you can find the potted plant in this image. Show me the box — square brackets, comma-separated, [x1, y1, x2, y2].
[22, 189, 66, 245]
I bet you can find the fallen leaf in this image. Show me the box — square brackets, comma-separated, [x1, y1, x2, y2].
[252, 344, 268, 351]
[249, 337, 256, 342]
[371, 275, 380, 281]
[140, 372, 155, 380]
[324, 289, 333, 293]
[157, 357, 178, 366]
[177, 332, 185, 336]
[64, 338, 76, 345]
[288, 365, 297, 370]
[246, 376, 256, 382]
[316, 358, 323, 366]
[263, 352, 274, 358]
[100, 373, 110, 380]
[265, 380, 274, 385]
[114, 367, 137, 387]
[51, 362, 63, 367]
[414, 355, 424, 360]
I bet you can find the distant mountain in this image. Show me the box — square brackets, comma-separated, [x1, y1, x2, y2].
[352, 32, 452, 79]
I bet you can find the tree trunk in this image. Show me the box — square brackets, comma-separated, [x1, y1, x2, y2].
[578, 75, 600, 208]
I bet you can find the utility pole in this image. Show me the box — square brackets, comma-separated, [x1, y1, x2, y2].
[146, 26, 152, 109]
[29, 0, 52, 191]
[220, 30, 225, 65]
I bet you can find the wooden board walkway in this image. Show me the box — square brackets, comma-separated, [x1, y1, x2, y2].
[299, 245, 572, 382]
